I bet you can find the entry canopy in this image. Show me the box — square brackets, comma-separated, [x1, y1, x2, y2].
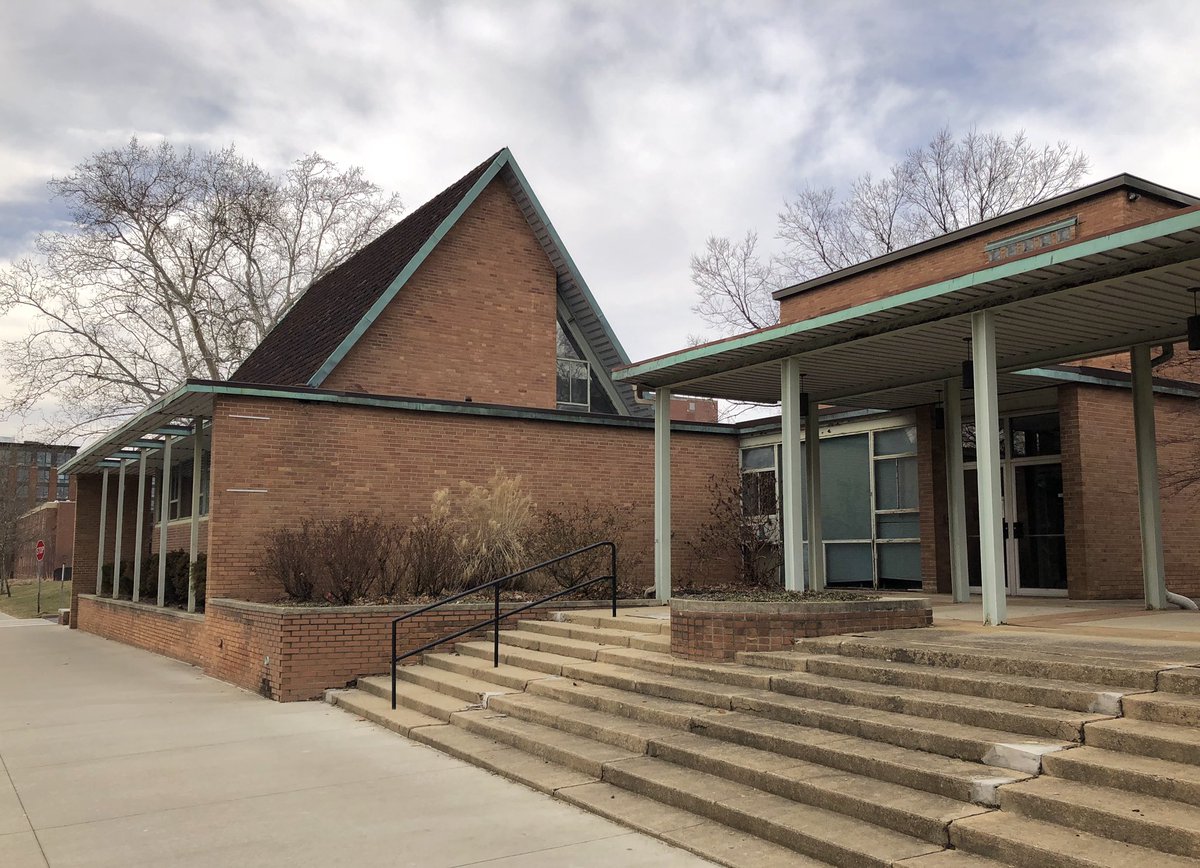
[615, 208, 1200, 408]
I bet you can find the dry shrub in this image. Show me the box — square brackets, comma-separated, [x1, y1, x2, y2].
[265, 513, 401, 604]
[530, 501, 644, 592]
[400, 490, 462, 597]
[264, 523, 318, 601]
[453, 470, 539, 591]
[690, 475, 781, 587]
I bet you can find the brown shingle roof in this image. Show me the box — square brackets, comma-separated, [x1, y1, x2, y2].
[230, 149, 503, 386]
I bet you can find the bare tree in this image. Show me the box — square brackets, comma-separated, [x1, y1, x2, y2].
[693, 126, 1089, 335]
[0, 139, 402, 437]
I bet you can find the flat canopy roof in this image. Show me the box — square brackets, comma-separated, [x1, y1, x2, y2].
[616, 207, 1200, 408]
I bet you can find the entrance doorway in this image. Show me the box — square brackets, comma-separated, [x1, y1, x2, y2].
[964, 412, 1067, 595]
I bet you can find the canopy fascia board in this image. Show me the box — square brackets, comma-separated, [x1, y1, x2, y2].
[615, 207, 1200, 388]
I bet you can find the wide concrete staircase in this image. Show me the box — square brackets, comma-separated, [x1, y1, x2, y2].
[329, 615, 1200, 867]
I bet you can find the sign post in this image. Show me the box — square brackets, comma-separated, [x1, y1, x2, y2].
[35, 539, 45, 616]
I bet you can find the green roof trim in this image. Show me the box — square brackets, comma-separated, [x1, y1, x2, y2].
[616, 206, 1200, 385]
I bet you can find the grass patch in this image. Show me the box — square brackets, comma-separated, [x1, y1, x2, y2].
[676, 588, 880, 603]
[0, 580, 72, 619]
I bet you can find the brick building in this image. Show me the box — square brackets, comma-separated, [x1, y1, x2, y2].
[59, 148, 732, 685]
[1, 439, 77, 580]
[619, 174, 1200, 619]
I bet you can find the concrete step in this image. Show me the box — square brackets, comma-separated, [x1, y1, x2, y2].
[524, 667, 1068, 775]
[999, 775, 1200, 859]
[449, 708, 642, 777]
[896, 853, 1011, 868]
[421, 650, 552, 690]
[496, 627, 616, 661]
[795, 635, 1167, 690]
[950, 809, 1198, 868]
[518, 619, 643, 646]
[768, 669, 1108, 742]
[356, 675, 475, 720]
[799, 653, 1137, 715]
[645, 731, 989, 845]
[407, 722, 598, 794]
[1043, 745, 1200, 807]
[1123, 690, 1200, 727]
[488, 692, 680, 753]
[325, 688, 445, 738]
[729, 688, 1070, 774]
[1084, 717, 1200, 765]
[492, 683, 1027, 806]
[1159, 666, 1200, 696]
[393, 663, 520, 705]
[556, 782, 832, 868]
[559, 611, 671, 635]
[601, 756, 943, 867]
[455, 639, 573, 675]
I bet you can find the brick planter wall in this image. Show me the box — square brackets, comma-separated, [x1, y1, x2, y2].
[670, 596, 933, 662]
[75, 594, 653, 701]
[76, 595, 207, 668]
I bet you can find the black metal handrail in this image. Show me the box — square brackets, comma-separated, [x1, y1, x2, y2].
[390, 541, 617, 709]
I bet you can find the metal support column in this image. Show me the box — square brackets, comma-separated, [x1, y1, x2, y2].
[804, 394, 825, 591]
[111, 460, 127, 599]
[780, 358, 805, 591]
[187, 417, 204, 613]
[157, 437, 172, 607]
[95, 468, 110, 594]
[1131, 344, 1169, 610]
[971, 311, 1006, 625]
[132, 450, 147, 603]
[943, 377, 970, 603]
[654, 389, 672, 601]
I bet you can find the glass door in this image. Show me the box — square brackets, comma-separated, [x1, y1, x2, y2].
[963, 413, 1067, 596]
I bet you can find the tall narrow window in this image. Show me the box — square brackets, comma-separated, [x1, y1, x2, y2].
[556, 319, 590, 411]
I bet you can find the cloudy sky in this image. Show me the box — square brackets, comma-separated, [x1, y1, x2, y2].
[2, 0, 1200, 437]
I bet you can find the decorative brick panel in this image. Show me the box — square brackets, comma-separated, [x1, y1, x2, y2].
[670, 597, 932, 662]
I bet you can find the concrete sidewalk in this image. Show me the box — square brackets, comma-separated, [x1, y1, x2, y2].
[0, 621, 712, 868]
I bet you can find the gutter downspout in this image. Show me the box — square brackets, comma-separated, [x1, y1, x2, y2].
[1149, 344, 1200, 610]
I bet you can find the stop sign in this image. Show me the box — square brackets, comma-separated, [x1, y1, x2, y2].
[35, 540, 45, 562]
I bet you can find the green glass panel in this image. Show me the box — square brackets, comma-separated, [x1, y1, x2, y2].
[874, 426, 917, 456]
[741, 446, 775, 471]
[874, 456, 918, 510]
[820, 433, 872, 540]
[876, 513, 920, 539]
[877, 542, 921, 582]
[826, 542, 873, 584]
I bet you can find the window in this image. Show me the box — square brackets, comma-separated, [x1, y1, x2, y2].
[740, 446, 778, 517]
[556, 320, 590, 411]
[199, 456, 211, 516]
[16, 464, 27, 482]
[36, 482, 49, 501]
[36, 450, 51, 467]
[56, 476, 70, 501]
[169, 471, 183, 521]
[873, 426, 920, 587]
[56, 450, 73, 466]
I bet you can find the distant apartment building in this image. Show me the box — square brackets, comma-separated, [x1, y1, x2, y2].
[2, 438, 78, 580]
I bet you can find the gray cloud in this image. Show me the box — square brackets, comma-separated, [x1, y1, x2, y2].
[2, 0, 1200, 436]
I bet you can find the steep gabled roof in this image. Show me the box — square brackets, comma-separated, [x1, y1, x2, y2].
[230, 148, 643, 415]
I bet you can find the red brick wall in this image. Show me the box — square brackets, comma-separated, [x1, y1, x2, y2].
[915, 405, 952, 593]
[149, 517, 210, 556]
[205, 395, 739, 602]
[779, 191, 1183, 325]
[322, 179, 559, 409]
[1061, 384, 1200, 599]
[76, 595, 207, 667]
[13, 500, 74, 581]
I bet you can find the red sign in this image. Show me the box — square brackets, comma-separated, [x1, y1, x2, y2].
[35, 540, 45, 562]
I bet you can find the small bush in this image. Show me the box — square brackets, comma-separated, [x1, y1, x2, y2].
[529, 501, 644, 592]
[690, 475, 782, 587]
[400, 493, 462, 598]
[264, 514, 401, 604]
[264, 524, 318, 601]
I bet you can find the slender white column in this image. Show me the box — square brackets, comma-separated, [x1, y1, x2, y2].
[943, 378, 970, 603]
[132, 450, 147, 603]
[95, 469, 110, 594]
[1131, 345, 1168, 610]
[654, 389, 672, 601]
[780, 359, 805, 591]
[971, 311, 1006, 625]
[187, 417, 204, 613]
[157, 437, 173, 607]
[111, 460, 127, 599]
[804, 394, 826, 591]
